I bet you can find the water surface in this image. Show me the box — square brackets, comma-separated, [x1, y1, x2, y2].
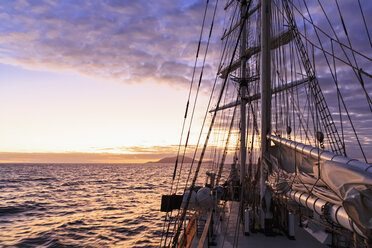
[0, 163, 209, 247]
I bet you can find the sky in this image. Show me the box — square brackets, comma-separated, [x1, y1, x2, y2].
[0, 0, 371, 163]
[0, 0, 218, 163]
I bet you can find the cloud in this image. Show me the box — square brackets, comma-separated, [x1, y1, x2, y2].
[275, 0, 372, 160]
[95, 144, 181, 154]
[0, 143, 218, 163]
[0, 151, 165, 163]
[0, 0, 371, 161]
[0, 0, 221, 87]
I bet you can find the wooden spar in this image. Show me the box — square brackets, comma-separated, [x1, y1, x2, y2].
[178, 215, 197, 248]
[268, 134, 372, 173]
[286, 190, 366, 238]
[221, 4, 261, 40]
[209, 77, 310, 113]
[197, 210, 213, 248]
[224, 0, 235, 10]
[219, 29, 292, 78]
[260, 0, 271, 226]
[240, 0, 247, 185]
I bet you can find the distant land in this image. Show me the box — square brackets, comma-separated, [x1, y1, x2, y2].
[147, 156, 197, 163]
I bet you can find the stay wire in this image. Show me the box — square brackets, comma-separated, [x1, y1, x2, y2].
[160, 0, 210, 246]
[302, 0, 368, 162]
[216, 93, 239, 186]
[358, 0, 372, 48]
[182, 0, 239, 193]
[166, 0, 223, 246]
[171, 2, 253, 246]
[331, 39, 346, 153]
[282, 1, 372, 81]
[287, 1, 372, 63]
[214, 86, 236, 181]
[283, 0, 348, 155]
[174, 0, 220, 194]
[318, 0, 372, 112]
[169, 0, 210, 194]
[163, 0, 221, 243]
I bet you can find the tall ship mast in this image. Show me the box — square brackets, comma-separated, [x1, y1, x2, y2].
[160, 0, 372, 247]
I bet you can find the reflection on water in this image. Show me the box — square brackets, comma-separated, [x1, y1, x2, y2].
[0, 163, 211, 247]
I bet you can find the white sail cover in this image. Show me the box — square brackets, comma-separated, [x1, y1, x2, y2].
[268, 144, 372, 237]
[319, 160, 372, 236]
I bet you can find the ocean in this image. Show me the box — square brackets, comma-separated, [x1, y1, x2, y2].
[0, 163, 210, 247]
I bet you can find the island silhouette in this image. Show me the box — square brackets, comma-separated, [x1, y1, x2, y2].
[147, 156, 197, 163]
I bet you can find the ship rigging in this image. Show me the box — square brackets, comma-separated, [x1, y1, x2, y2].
[160, 0, 372, 247]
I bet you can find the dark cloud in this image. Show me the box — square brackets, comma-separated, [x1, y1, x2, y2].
[0, 0, 371, 160]
[279, 1, 372, 160]
[0, 151, 172, 163]
[0, 0, 222, 87]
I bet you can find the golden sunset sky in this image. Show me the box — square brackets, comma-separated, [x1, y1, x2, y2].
[1, 0, 371, 163]
[0, 0, 215, 163]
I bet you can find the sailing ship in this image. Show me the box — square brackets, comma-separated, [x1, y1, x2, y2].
[159, 0, 372, 247]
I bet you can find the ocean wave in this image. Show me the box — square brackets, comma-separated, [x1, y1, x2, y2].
[61, 181, 84, 186]
[0, 204, 37, 217]
[0, 177, 56, 184]
[112, 225, 148, 236]
[16, 234, 85, 248]
[0, 163, 209, 247]
[0, 206, 24, 216]
[67, 219, 86, 225]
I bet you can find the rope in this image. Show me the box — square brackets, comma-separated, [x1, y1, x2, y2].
[301, 0, 368, 162]
[358, 0, 372, 48]
[160, 0, 211, 245]
[318, 0, 372, 112]
[216, 93, 239, 186]
[174, 0, 218, 194]
[171, 2, 253, 246]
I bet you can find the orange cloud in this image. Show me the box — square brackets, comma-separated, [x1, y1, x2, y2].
[0, 151, 170, 164]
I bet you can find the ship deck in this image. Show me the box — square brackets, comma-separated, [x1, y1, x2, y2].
[192, 201, 328, 248]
